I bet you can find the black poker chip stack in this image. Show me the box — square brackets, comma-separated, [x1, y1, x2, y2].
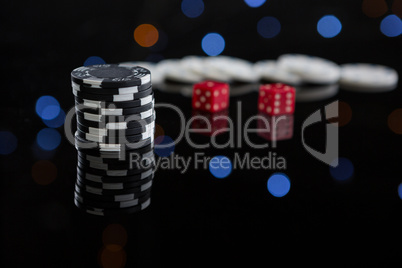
[71, 64, 156, 216]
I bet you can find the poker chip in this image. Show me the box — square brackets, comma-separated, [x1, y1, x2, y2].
[71, 81, 151, 95]
[73, 86, 153, 102]
[277, 54, 341, 84]
[71, 64, 151, 88]
[339, 63, 399, 92]
[75, 184, 151, 202]
[253, 60, 303, 86]
[76, 108, 154, 122]
[77, 121, 155, 137]
[295, 84, 339, 102]
[76, 113, 155, 130]
[76, 172, 154, 190]
[75, 99, 154, 115]
[77, 166, 155, 183]
[71, 64, 156, 215]
[74, 197, 151, 216]
[74, 191, 151, 209]
[75, 169, 155, 188]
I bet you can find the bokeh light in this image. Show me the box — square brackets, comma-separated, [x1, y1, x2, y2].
[267, 173, 291, 197]
[328, 101, 352, 127]
[244, 0, 266, 8]
[181, 0, 204, 18]
[154, 124, 165, 143]
[36, 128, 61, 151]
[362, 0, 388, 18]
[99, 247, 126, 268]
[84, 56, 106, 66]
[317, 15, 342, 38]
[154, 135, 175, 157]
[380, 15, 402, 37]
[209, 156, 232, 179]
[42, 109, 66, 128]
[102, 224, 128, 252]
[31, 160, 57, 185]
[134, 24, 159, 47]
[257, 16, 281, 38]
[392, 0, 402, 18]
[36, 96, 60, 120]
[398, 183, 402, 199]
[201, 33, 225, 56]
[0, 131, 18, 155]
[330, 157, 354, 181]
[388, 109, 402, 134]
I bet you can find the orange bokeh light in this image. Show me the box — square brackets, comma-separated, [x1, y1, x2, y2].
[327, 101, 352, 127]
[392, 0, 402, 18]
[154, 123, 165, 141]
[102, 224, 128, 252]
[134, 24, 159, 47]
[99, 247, 126, 268]
[388, 109, 402, 134]
[31, 160, 57, 185]
[362, 0, 388, 18]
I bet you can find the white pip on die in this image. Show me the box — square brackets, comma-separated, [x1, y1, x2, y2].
[258, 83, 295, 116]
[192, 80, 229, 112]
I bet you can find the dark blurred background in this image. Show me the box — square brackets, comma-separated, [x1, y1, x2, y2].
[1, 0, 402, 267]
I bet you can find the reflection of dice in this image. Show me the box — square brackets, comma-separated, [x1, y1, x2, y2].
[191, 109, 229, 136]
[258, 83, 295, 115]
[192, 81, 229, 112]
[257, 113, 294, 141]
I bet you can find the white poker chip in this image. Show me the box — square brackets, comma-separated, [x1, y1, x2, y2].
[278, 54, 341, 84]
[339, 63, 398, 92]
[180, 56, 207, 76]
[154, 59, 182, 85]
[205, 56, 260, 83]
[202, 56, 233, 82]
[253, 60, 302, 85]
[165, 62, 203, 84]
[296, 84, 339, 102]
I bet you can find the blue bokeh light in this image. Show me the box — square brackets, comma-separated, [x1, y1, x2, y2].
[154, 135, 175, 157]
[244, 0, 266, 8]
[317, 15, 342, 38]
[330, 157, 354, 181]
[181, 0, 204, 18]
[36, 128, 61, 151]
[84, 56, 106, 66]
[36, 96, 60, 120]
[267, 173, 291, 197]
[209, 156, 232, 179]
[201, 33, 225, 56]
[380, 15, 402, 37]
[257, 16, 281, 38]
[0, 131, 18, 155]
[398, 183, 402, 200]
[42, 109, 66, 128]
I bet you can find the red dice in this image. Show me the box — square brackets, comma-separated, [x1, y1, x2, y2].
[257, 113, 294, 141]
[192, 80, 229, 112]
[258, 83, 295, 115]
[191, 109, 229, 136]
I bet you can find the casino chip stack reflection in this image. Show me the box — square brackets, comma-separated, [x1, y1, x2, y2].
[71, 64, 155, 216]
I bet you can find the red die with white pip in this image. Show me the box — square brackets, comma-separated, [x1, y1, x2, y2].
[192, 80, 229, 112]
[257, 113, 294, 141]
[191, 109, 229, 136]
[258, 83, 295, 116]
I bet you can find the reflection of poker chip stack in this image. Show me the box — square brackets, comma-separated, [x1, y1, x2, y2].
[71, 64, 155, 216]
